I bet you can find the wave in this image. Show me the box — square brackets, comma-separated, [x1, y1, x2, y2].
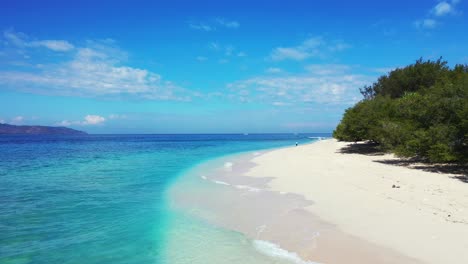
[212, 180, 230, 186]
[234, 184, 261, 192]
[203, 176, 262, 193]
[224, 162, 234, 170]
[253, 240, 321, 264]
[308, 137, 327, 140]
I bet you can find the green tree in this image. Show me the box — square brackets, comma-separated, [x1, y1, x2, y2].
[334, 59, 467, 163]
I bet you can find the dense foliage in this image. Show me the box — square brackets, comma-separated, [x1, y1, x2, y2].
[333, 59, 468, 163]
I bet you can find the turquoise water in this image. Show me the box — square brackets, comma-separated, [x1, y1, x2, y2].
[0, 134, 329, 263]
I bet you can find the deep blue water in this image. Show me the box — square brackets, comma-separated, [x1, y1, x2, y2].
[0, 133, 330, 264]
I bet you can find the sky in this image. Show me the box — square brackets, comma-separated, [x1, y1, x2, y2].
[0, 0, 467, 133]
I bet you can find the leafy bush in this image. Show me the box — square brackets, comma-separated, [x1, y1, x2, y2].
[334, 59, 467, 163]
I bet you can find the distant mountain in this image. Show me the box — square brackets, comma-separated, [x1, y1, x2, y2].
[0, 124, 87, 135]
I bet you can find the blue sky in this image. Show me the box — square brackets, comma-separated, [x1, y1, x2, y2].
[0, 0, 467, 133]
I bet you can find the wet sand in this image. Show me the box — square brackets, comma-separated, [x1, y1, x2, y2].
[168, 147, 424, 263]
[239, 139, 468, 263]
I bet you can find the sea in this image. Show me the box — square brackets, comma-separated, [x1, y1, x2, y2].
[0, 133, 329, 264]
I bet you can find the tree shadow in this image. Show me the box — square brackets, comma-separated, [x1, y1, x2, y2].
[337, 141, 468, 182]
[337, 141, 386, 156]
[375, 159, 468, 181]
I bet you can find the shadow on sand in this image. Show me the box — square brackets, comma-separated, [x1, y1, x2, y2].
[337, 141, 385, 156]
[337, 141, 468, 182]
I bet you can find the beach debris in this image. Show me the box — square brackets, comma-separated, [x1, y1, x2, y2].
[392, 184, 401, 188]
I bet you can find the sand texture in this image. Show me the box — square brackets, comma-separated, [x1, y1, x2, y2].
[243, 139, 468, 264]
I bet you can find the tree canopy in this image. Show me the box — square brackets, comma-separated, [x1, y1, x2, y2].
[333, 59, 468, 163]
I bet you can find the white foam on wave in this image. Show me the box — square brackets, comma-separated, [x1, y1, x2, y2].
[224, 162, 234, 171]
[200, 175, 208, 180]
[253, 152, 261, 156]
[212, 180, 230, 186]
[253, 240, 321, 264]
[235, 184, 261, 192]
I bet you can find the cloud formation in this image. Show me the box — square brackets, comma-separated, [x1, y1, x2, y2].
[189, 18, 240, 31]
[108, 114, 126, 120]
[305, 64, 351, 75]
[266, 67, 283, 74]
[269, 37, 350, 61]
[237, 52, 247, 57]
[189, 23, 214, 32]
[215, 18, 240, 28]
[432, 1, 459, 16]
[414, 19, 438, 29]
[227, 64, 372, 106]
[207, 42, 246, 63]
[415, 0, 461, 29]
[57, 115, 106, 126]
[10, 116, 24, 125]
[31, 40, 75, 52]
[0, 32, 191, 100]
[4, 29, 74, 51]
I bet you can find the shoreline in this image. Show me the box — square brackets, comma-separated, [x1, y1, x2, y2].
[168, 139, 429, 263]
[240, 139, 468, 263]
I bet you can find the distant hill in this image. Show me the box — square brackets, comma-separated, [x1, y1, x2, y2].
[0, 124, 87, 135]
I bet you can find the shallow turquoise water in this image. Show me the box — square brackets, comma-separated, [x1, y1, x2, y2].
[0, 134, 329, 263]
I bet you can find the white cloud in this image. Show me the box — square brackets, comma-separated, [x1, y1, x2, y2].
[57, 115, 106, 126]
[83, 115, 105, 125]
[266, 67, 283, 74]
[209, 42, 237, 56]
[414, 19, 438, 29]
[208, 43, 246, 61]
[415, 0, 460, 29]
[283, 122, 331, 129]
[55, 120, 73, 126]
[189, 22, 214, 32]
[10, 116, 24, 125]
[215, 18, 240, 28]
[3, 29, 74, 52]
[189, 18, 240, 31]
[196, 56, 208, 62]
[30, 40, 74, 51]
[305, 64, 351, 75]
[225, 45, 234, 56]
[372, 67, 398, 74]
[272, 101, 290, 106]
[227, 66, 372, 105]
[108, 114, 126, 120]
[269, 37, 349, 61]
[209, 42, 220, 50]
[432, 1, 456, 16]
[3, 30, 28, 46]
[271, 47, 312, 61]
[0, 42, 190, 100]
[328, 42, 351, 52]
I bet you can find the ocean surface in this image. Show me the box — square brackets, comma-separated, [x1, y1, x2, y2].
[0, 134, 329, 264]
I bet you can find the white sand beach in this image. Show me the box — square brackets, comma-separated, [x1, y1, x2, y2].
[243, 139, 468, 264]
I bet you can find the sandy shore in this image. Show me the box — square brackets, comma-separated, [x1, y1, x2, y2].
[243, 139, 468, 264]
